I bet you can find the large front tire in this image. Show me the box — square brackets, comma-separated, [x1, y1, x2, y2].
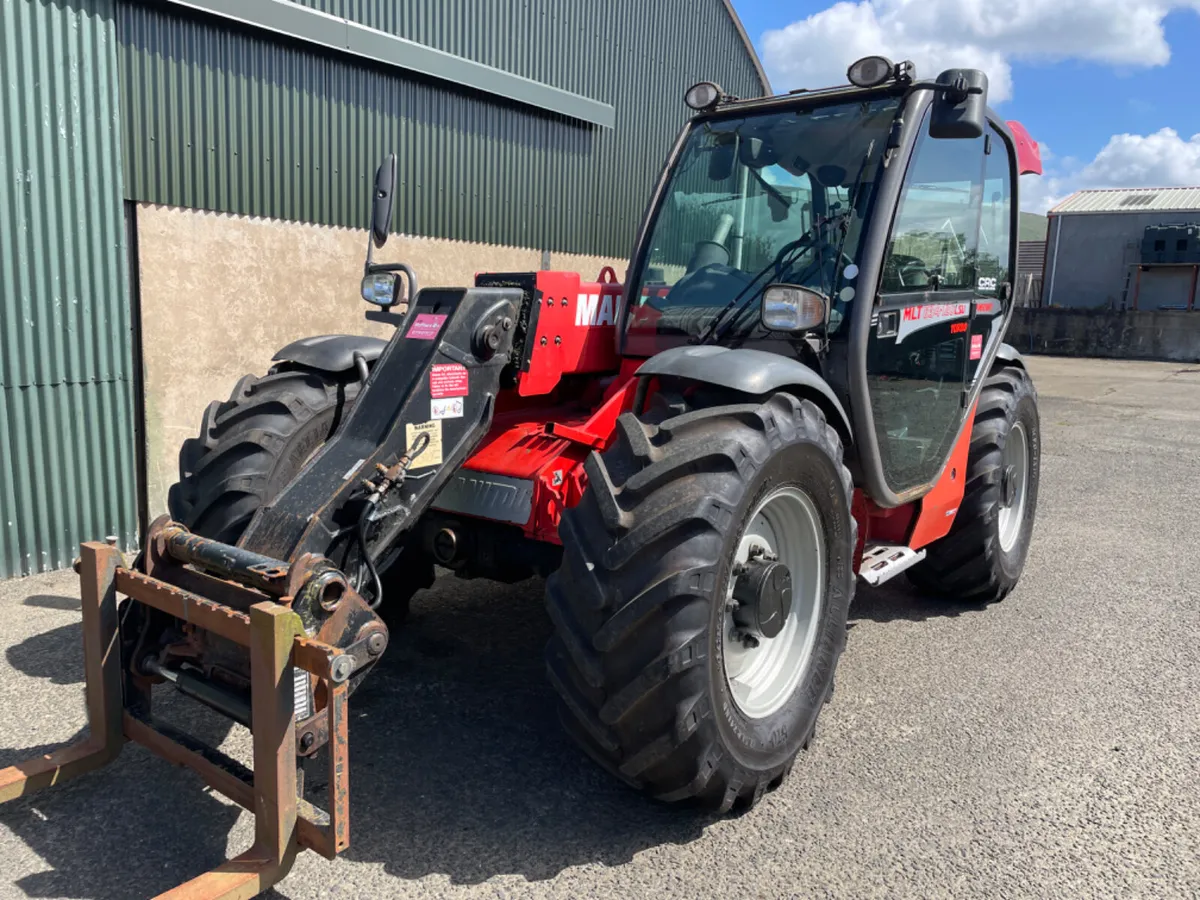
[545, 393, 856, 812]
[908, 363, 1041, 602]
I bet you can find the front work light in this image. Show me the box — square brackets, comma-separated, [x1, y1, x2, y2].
[685, 81, 723, 111]
[761, 284, 828, 332]
[847, 56, 895, 88]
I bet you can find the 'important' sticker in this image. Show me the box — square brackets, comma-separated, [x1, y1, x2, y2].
[405, 420, 443, 468]
[430, 363, 469, 398]
[406, 313, 447, 340]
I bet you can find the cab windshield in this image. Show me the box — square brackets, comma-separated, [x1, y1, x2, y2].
[623, 96, 901, 356]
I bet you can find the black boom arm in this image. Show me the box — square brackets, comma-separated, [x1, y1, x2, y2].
[237, 286, 521, 568]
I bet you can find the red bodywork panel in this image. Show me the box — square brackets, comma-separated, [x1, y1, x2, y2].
[461, 366, 640, 543]
[517, 269, 624, 396]
[440, 269, 633, 544]
[1006, 120, 1043, 176]
[848, 401, 976, 568]
[454, 269, 974, 562]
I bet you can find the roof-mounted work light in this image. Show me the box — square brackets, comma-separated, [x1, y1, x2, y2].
[847, 56, 895, 88]
[685, 81, 723, 111]
[846, 56, 915, 88]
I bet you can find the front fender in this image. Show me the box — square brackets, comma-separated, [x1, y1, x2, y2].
[636, 346, 852, 439]
[272, 334, 388, 374]
[995, 342, 1026, 370]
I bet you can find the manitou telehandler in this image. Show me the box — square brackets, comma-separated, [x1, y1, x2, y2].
[1, 57, 1043, 896]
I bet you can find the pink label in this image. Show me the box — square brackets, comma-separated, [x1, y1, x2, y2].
[970, 334, 983, 360]
[406, 313, 447, 340]
[430, 364, 469, 398]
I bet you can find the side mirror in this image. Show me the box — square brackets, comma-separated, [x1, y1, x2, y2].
[930, 69, 988, 139]
[761, 284, 828, 332]
[360, 263, 418, 311]
[371, 153, 397, 249]
[361, 272, 400, 308]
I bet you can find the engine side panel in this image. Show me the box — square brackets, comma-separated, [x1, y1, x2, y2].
[438, 365, 640, 544]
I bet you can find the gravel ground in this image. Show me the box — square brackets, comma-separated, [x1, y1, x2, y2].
[0, 355, 1197, 899]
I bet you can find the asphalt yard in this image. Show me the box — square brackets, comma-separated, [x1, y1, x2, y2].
[0, 355, 1197, 898]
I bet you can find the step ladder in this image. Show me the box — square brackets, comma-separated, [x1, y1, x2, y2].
[858, 543, 926, 586]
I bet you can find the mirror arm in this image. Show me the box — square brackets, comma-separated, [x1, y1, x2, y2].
[902, 80, 984, 102]
[364, 230, 376, 273]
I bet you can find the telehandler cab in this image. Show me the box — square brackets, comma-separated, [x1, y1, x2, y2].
[0, 57, 1043, 897]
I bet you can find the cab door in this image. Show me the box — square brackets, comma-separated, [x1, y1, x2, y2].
[969, 123, 1015, 386]
[866, 109, 987, 496]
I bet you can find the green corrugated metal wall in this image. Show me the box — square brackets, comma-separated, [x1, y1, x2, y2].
[0, 0, 139, 576]
[116, 0, 765, 257]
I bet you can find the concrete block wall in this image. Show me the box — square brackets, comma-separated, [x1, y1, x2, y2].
[1007, 308, 1200, 363]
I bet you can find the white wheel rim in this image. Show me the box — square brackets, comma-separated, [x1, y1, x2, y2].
[998, 421, 1029, 552]
[723, 486, 825, 720]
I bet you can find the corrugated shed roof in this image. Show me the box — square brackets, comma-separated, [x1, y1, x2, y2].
[1051, 187, 1200, 215]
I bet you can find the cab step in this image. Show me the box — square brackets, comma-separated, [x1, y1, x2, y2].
[858, 543, 926, 586]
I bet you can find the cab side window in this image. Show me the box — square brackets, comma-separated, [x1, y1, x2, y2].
[976, 125, 1012, 298]
[881, 119, 985, 293]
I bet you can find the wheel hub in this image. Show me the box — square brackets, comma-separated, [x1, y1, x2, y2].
[732, 558, 793, 642]
[997, 422, 1030, 553]
[1001, 464, 1017, 507]
[722, 486, 825, 720]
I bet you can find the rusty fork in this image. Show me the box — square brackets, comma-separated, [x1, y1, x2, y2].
[0, 540, 354, 900]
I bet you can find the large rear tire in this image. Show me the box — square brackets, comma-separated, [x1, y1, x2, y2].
[545, 393, 856, 812]
[907, 363, 1040, 602]
[167, 364, 434, 621]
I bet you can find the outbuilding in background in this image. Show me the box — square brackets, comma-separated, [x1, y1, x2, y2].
[1042, 187, 1200, 310]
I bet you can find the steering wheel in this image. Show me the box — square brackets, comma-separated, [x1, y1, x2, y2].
[774, 234, 854, 292]
[769, 232, 817, 278]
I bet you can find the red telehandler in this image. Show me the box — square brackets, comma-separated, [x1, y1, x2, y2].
[1, 57, 1043, 897]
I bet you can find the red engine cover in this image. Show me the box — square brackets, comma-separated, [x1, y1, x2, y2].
[518, 268, 623, 396]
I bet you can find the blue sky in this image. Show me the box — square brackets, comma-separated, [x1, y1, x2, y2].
[731, 0, 1200, 212]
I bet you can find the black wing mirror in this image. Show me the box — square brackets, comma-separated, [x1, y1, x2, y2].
[930, 69, 988, 139]
[371, 153, 397, 249]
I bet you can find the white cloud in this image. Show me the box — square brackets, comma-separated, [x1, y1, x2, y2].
[1019, 129, 1200, 213]
[1077, 128, 1200, 188]
[761, 0, 1200, 103]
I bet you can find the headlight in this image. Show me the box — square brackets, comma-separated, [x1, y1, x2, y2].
[761, 284, 828, 332]
[361, 272, 398, 307]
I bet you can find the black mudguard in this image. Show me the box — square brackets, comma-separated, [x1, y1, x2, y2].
[272, 334, 389, 373]
[637, 345, 853, 439]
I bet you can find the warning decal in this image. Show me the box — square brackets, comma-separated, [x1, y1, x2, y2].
[405, 420, 443, 468]
[406, 313, 447, 340]
[970, 333, 984, 360]
[430, 363, 469, 398]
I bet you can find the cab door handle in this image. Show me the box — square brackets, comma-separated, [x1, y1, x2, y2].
[875, 310, 899, 338]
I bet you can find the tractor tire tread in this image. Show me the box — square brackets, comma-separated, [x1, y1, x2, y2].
[545, 392, 855, 811]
